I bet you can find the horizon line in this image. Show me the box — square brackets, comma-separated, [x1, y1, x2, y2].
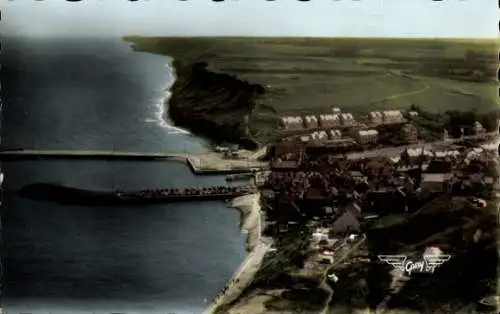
[124, 34, 499, 40]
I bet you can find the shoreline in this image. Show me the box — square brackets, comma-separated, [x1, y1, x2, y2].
[159, 62, 271, 313]
[203, 192, 271, 314]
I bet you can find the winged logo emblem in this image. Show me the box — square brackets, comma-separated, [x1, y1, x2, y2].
[423, 254, 451, 270]
[377, 255, 407, 272]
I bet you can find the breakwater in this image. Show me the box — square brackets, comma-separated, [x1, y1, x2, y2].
[19, 183, 257, 206]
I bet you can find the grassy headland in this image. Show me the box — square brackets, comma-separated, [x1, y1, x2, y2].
[124, 36, 498, 147]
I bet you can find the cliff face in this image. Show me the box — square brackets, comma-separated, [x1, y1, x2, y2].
[168, 61, 264, 150]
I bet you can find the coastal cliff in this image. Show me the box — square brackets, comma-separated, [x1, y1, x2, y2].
[125, 36, 265, 150]
[168, 61, 264, 150]
[125, 36, 499, 151]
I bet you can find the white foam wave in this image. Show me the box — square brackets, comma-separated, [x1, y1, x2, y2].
[146, 62, 192, 135]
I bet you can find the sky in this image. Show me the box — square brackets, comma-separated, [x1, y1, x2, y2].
[1, 0, 498, 38]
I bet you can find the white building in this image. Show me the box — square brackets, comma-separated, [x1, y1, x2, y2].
[473, 121, 485, 136]
[382, 110, 405, 124]
[356, 129, 378, 144]
[369, 111, 383, 124]
[319, 114, 341, 127]
[328, 129, 342, 139]
[304, 115, 319, 128]
[332, 107, 341, 114]
[281, 116, 304, 130]
[341, 113, 355, 126]
[310, 130, 329, 142]
[300, 135, 311, 142]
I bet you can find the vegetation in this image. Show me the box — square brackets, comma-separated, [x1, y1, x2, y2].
[124, 36, 498, 146]
[264, 287, 329, 313]
[250, 225, 310, 289]
[408, 103, 500, 138]
[363, 194, 498, 312]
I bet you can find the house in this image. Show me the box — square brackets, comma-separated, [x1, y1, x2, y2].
[281, 116, 304, 130]
[484, 176, 494, 187]
[331, 208, 361, 235]
[310, 130, 329, 142]
[402, 124, 418, 143]
[300, 135, 311, 142]
[356, 129, 378, 144]
[271, 160, 299, 170]
[421, 173, 452, 193]
[473, 121, 485, 137]
[369, 111, 383, 124]
[408, 111, 419, 117]
[319, 114, 341, 127]
[349, 171, 364, 180]
[312, 228, 330, 243]
[304, 115, 319, 128]
[332, 107, 342, 114]
[382, 110, 405, 124]
[328, 129, 342, 139]
[340, 113, 355, 126]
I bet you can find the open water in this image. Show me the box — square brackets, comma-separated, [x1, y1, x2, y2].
[0, 37, 246, 314]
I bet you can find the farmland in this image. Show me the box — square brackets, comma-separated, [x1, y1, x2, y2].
[125, 37, 498, 145]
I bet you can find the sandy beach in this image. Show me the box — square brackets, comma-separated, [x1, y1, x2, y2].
[204, 192, 272, 314]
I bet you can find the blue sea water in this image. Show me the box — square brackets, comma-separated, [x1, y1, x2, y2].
[0, 37, 246, 314]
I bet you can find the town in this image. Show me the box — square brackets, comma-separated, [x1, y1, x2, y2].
[216, 105, 499, 314]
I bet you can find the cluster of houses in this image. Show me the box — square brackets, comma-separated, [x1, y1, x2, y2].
[299, 129, 343, 143]
[297, 121, 419, 146]
[281, 108, 420, 148]
[280, 107, 356, 130]
[398, 146, 497, 194]
[368, 110, 406, 125]
[264, 142, 497, 232]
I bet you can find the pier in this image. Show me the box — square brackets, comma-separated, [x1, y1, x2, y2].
[19, 183, 259, 206]
[0, 149, 269, 175]
[0, 149, 187, 161]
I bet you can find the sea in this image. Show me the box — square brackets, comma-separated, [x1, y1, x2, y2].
[0, 37, 247, 314]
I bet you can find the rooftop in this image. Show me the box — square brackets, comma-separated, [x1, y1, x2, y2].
[422, 173, 451, 183]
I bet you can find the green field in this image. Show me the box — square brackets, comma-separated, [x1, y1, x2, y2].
[125, 37, 499, 143]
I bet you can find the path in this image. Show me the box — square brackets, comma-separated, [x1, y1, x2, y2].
[383, 71, 431, 101]
[320, 235, 367, 314]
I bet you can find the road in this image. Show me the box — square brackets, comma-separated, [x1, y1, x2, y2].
[320, 234, 367, 314]
[344, 133, 498, 160]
